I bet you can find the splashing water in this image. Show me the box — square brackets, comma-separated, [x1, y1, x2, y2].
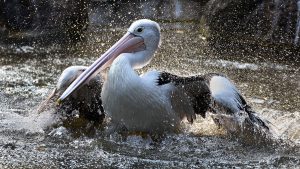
[0, 22, 299, 168]
[294, 0, 300, 45]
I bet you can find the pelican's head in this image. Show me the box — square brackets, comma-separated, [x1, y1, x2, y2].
[56, 66, 87, 93]
[126, 19, 161, 68]
[37, 66, 88, 112]
[58, 19, 161, 102]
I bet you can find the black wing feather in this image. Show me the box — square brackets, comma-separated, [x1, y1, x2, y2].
[157, 72, 211, 118]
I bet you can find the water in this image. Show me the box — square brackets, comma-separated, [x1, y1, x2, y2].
[0, 22, 299, 168]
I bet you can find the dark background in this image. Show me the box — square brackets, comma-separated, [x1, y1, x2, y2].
[0, 0, 299, 60]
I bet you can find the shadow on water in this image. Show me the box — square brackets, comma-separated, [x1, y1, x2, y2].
[0, 20, 299, 168]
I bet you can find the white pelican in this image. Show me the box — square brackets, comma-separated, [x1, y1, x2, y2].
[58, 19, 269, 134]
[38, 66, 105, 123]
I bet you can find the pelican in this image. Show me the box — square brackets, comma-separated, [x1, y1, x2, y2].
[58, 19, 269, 135]
[38, 66, 105, 123]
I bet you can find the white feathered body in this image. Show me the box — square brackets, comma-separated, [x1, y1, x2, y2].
[101, 55, 180, 133]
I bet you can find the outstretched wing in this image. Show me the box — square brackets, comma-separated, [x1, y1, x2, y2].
[143, 71, 269, 131]
[205, 73, 269, 130]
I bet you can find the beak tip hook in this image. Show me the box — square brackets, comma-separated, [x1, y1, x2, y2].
[56, 98, 62, 105]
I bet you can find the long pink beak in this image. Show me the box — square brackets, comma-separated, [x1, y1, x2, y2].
[58, 32, 145, 103]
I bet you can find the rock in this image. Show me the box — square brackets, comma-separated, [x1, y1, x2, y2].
[89, 0, 207, 26]
[0, 0, 89, 44]
[204, 0, 300, 60]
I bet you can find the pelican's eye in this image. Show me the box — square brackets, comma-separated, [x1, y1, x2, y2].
[136, 27, 144, 33]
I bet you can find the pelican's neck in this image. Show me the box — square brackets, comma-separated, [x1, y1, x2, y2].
[108, 53, 139, 85]
[107, 49, 156, 88]
[126, 47, 157, 70]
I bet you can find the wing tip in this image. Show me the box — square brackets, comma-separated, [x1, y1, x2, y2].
[246, 109, 270, 130]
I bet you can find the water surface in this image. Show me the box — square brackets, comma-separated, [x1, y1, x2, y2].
[0, 22, 299, 168]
